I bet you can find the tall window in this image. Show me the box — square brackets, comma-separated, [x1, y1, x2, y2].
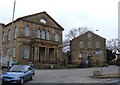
[79, 41, 84, 48]
[55, 33, 58, 42]
[13, 47, 16, 57]
[25, 26, 29, 36]
[37, 29, 40, 38]
[42, 30, 45, 39]
[8, 29, 10, 40]
[3, 32, 5, 42]
[88, 41, 92, 48]
[24, 48, 29, 59]
[46, 31, 49, 40]
[96, 41, 100, 48]
[1, 49, 3, 57]
[7, 48, 9, 57]
[15, 27, 17, 38]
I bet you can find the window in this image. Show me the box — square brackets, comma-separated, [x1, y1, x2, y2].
[7, 48, 9, 57]
[25, 26, 29, 36]
[37, 29, 40, 38]
[88, 33, 92, 38]
[42, 30, 45, 39]
[1, 49, 3, 57]
[40, 19, 46, 24]
[8, 30, 10, 40]
[88, 41, 92, 48]
[24, 48, 29, 59]
[96, 41, 100, 48]
[46, 31, 49, 40]
[13, 47, 16, 57]
[15, 27, 17, 38]
[55, 33, 58, 42]
[3, 32, 5, 42]
[79, 41, 84, 48]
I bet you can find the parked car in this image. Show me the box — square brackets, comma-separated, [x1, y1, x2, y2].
[1, 65, 35, 84]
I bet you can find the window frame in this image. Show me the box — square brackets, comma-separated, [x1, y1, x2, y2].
[7, 48, 9, 57]
[79, 41, 84, 49]
[2, 32, 5, 42]
[25, 26, 29, 36]
[8, 29, 10, 40]
[55, 33, 58, 42]
[46, 31, 49, 40]
[42, 30, 45, 39]
[24, 48, 29, 59]
[15, 27, 17, 38]
[37, 29, 40, 38]
[13, 47, 16, 57]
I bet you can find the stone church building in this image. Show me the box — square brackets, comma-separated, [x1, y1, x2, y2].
[1, 12, 64, 65]
[70, 31, 106, 64]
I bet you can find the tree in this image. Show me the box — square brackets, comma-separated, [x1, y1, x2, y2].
[63, 27, 92, 52]
[106, 49, 116, 63]
[107, 39, 120, 53]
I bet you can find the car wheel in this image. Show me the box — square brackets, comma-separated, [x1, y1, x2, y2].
[31, 75, 35, 80]
[20, 78, 24, 84]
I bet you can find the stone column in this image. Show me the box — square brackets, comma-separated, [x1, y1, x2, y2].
[34, 46, 37, 62]
[45, 47, 46, 63]
[48, 48, 49, 63]
[37, 47, 39, 61]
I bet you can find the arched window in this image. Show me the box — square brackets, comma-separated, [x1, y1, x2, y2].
[46, 31, 49, 40]
[15, 27, 17, 38]
[88, 41, 92, 48]
[13, 47, 16, 57]
[55, 33, 58, 42]
[8, 29, 10, 40]
[37, 29, 40, 38]
[24, 48, 29, 59]
[25, 26, 29, 36]
[79, 41, 84, 48]
[40, 19, 46, 24]
[42, 30, 45, 39]
[96, 41, 100, 48]
[3, 32, 5, 42]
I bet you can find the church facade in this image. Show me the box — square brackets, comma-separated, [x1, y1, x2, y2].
[70, 31, 106, 64]
[2, 12, 64, 65]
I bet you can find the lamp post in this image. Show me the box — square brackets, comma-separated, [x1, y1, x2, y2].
[8, 0, 16, 70]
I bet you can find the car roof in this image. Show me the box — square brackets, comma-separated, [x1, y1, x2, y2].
[13, 65, 30, 67]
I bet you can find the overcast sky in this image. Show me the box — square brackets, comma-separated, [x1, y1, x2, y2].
[0, 0, 119, 41]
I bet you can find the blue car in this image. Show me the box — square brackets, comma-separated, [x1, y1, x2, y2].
[1, 65, 35, 84]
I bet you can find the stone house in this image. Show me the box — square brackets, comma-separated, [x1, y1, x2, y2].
[2, 12, 64, 65]
[0, 23, 5, 65]
[70, 31, 106, 64]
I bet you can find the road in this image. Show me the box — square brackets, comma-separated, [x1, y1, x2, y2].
[26, 66, 119, 83]
[0, 65, 119, 84]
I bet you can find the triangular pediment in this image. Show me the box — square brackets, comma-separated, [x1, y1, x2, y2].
[18, 12, 64, 30]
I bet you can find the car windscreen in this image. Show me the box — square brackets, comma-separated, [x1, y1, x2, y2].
[9, 65, 25, 72]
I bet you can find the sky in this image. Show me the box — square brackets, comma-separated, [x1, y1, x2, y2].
[0, 0, 119, 41]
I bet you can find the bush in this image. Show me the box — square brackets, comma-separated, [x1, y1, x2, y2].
[65, 64, 80, 69]
[116, 58, 120, 66]
[108, 60, 116, 65]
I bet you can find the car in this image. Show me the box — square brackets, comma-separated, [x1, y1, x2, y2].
[1, 65, 35, 84]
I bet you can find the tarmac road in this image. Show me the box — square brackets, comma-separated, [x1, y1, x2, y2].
[0, 65, 119, 84]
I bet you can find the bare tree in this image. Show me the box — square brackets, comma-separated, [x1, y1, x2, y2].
[63, 27, 92, 52]
[107, 38, 120, 53]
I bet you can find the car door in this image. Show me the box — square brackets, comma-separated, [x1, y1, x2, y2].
[24, 66, 31, 81]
